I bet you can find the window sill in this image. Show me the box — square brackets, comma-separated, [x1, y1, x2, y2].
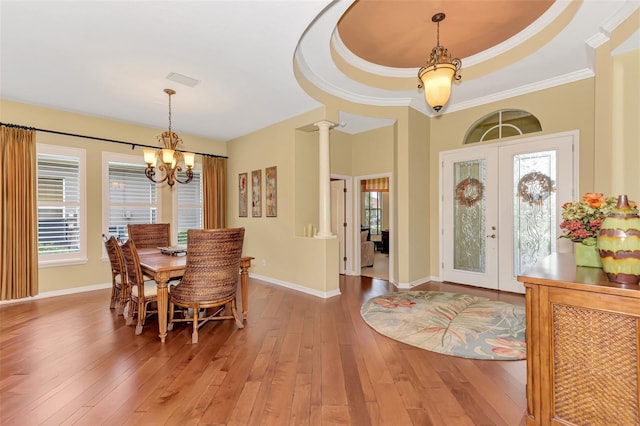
[38, 257, 88, 269]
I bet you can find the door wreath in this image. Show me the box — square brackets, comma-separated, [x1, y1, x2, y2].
[455, 177, 484, 207]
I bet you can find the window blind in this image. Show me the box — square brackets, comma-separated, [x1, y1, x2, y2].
[108, 162, 158, 240]
[176, 170, 202, 244]
[37, 154, 81, 255]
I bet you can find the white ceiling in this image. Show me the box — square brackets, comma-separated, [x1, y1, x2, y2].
[1, 1, 638, 142]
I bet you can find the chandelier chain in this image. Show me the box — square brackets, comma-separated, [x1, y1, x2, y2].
[167, 92, 172, 134]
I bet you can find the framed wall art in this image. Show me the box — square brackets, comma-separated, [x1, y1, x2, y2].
[265, 166, 277, 217]
[238, 172, 248, 217]
[251, 169, 262, 217]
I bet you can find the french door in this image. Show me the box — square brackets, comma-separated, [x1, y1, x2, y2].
[441, 132, 577, 293]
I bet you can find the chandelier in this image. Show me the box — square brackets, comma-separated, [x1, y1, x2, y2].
[418, 13, 462, 112]
[143, 89, 195, 187]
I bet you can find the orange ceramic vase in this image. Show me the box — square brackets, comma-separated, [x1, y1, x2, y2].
[597, 195, 640, 285]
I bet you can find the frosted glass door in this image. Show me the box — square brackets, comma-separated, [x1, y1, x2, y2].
[442, 149, 499, 289]
[442, 131, 576, 294]
[497, 134, 574, 293]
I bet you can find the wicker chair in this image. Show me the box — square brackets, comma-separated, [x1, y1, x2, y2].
[127, 223, 171, 249]
[120, 239, 162, 335]
[103, 234, 129, 315]
[168, 228, 245, 344]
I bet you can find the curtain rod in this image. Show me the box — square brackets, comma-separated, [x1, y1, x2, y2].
[0, 122, 228, 159]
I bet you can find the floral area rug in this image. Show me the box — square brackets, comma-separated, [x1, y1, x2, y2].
[360, 291, 526, 360]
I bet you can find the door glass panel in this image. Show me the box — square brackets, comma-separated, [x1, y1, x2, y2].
[513, 150, 557, 276]
[453, 160, 486, 272]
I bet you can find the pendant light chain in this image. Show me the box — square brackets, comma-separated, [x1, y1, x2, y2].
[167, 91, 172, 135]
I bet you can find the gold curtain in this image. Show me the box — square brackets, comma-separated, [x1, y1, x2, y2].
[361, 177, 389, 192]
[202, 156, 227, 229]
[1, 126, 39, 300]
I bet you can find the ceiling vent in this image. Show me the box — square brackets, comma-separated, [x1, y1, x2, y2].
[166, 72, 200, 88]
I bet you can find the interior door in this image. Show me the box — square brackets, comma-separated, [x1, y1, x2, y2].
[330, 179, 346, 274]
[442, 132, 577, 294]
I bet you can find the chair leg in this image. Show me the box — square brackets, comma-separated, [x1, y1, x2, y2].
[168, 302, 175, 331]
[126, 298, 137, 326]
[135, 299, 146, 335]
[117, 285, 127, 316]
[231, 299, 244, 329]
[191, 307, 199, 344]
[109, 279, 117, 309]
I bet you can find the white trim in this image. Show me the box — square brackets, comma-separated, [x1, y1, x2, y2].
[394, 276, 432, 289]
[330, 173, 353, 275]
[249, 273, 341, 299]
[294, 52, 416, 108]
[36, 143, 87, 267]
[446, 69, 594, 114]
[0, 282, 112, 305]
[38, 258, 88, 268]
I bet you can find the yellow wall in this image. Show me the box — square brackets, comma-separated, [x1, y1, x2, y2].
[329, 130, 353, 176]
[351, 125, 395, 176]
[225, 107, 339, 295]
[1, 99, 226, 293]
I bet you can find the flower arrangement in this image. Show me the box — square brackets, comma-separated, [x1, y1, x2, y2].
[560, 193, 638, 245]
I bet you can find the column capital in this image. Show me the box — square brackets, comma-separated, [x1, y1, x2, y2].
[313, 120, 337, 130]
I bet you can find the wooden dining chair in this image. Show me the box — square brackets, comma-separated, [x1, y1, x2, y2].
[120, 239, 162, 335]
[127, 223, 171, 249]
[168, 228, 245, 344]
[103, 234, 129, 315]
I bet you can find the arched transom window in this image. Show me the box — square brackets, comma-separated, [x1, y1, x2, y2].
[464, 109, 541, 144]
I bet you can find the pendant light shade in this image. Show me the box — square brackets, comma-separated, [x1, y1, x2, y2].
[417, 13, 462, 112]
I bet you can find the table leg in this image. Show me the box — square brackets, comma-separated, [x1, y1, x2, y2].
[240, 257, 254, 320]
[155, 271, 170, 343]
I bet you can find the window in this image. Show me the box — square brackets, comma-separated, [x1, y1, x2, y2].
[103, 152, 161, 241]
[174, 168, 202, 244]
[464, 109, 541, 144]
[363, 191, 382, 235]
[37, 144, 86, 266]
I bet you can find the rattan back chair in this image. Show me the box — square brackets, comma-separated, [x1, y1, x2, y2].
[168, 227, 245, 344]
[120, 239, 162, 335]
[103, 234, 129, 315]
[127, 223, 171, 249]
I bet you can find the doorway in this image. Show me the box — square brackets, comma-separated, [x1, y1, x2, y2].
[330, 178, 348, 274]
[357, 175, 392, 281]
[441, 131, 577, 293]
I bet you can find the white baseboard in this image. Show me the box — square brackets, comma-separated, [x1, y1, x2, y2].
[0, 282, 112, 305]
[249, 273, 341, 299]
[1, 274, 346, 306]
[393, 275, 437, 289]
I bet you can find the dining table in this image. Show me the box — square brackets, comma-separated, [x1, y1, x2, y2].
[137, 248, 254, 342]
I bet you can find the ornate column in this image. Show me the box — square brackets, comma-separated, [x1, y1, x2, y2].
[314, 120, 336, 239]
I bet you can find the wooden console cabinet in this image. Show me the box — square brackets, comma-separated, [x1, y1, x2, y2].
[517, 254, 640, 426]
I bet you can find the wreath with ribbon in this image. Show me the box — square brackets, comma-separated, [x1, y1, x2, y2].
[517, 171, 555, 205]
[455, 177, 484, 207]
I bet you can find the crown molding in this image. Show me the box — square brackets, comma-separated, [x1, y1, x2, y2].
[447, 69, 595, 114]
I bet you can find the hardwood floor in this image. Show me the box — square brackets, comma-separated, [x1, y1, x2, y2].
[0, 276, 527, 425]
